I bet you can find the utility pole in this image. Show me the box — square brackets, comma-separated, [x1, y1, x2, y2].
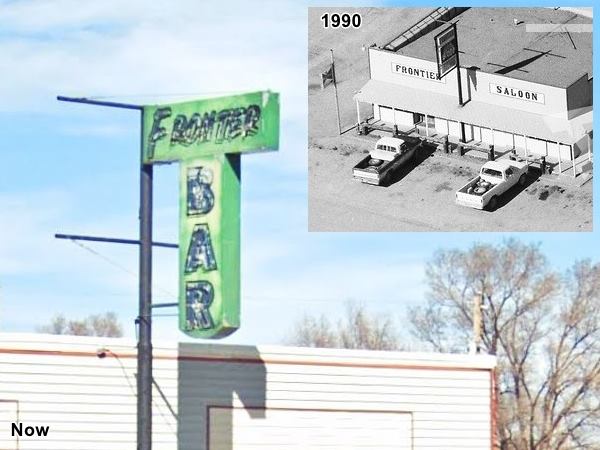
[330, 49, 342, 135]
[56, 96, 153, 450]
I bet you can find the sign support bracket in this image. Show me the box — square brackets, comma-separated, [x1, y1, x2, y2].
[54, 233, 178, 249]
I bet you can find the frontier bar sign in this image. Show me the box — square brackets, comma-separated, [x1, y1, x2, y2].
[143, 91, 280, 338]
[143, 91, 279, 163]
[434, 24, 459, 80]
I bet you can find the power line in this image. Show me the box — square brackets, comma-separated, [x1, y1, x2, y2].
[67, 238, 177, 299]
[70, 239, 138, 277]
[37, 287, 409, 305]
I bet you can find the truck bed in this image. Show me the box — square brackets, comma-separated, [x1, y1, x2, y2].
[353, 155, 394, 185]
[456, 176, 497, 196]
[456, 176, 499, 209]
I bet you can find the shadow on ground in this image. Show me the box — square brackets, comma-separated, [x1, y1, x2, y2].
[488, 167, 542, 211]
[383, 141, 437, 187]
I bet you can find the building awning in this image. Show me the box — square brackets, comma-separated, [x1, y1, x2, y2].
[354, 79, 578, 145]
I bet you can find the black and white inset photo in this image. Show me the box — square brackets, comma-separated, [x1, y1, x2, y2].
[309, 7, 593, 231]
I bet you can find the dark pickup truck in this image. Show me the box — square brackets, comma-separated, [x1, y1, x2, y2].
[353, 137, 418, 186]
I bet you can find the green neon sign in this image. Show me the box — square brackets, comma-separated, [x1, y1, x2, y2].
[143, 91, 279, 164]
[142, 90, 279, 339]
[179, 156, 240, 338]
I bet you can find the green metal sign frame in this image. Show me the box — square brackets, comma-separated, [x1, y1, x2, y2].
[179, 155, 240, 338]
[141, 90, 279, 339]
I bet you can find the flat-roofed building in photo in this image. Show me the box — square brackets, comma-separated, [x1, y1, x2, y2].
[354, 7, 593, 176]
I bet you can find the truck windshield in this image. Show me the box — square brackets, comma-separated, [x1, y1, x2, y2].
[481, 168, 503, 178]
[376, 145, 395, 152]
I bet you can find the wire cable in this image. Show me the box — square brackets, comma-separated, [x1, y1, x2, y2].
[68, 238, 177, 299]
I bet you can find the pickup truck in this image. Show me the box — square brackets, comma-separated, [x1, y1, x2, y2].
[353, 137, 418, 186]
[455, 160, 529, 210]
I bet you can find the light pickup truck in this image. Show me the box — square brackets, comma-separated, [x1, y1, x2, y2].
[455, 160, 529, 210]
[353, 137, 418, 186]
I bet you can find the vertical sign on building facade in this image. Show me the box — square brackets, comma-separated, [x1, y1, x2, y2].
[142, 91, 279, 338]
[434, 24, 459, 80]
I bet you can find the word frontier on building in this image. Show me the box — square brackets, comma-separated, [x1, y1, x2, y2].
[354, 7, 592, 176]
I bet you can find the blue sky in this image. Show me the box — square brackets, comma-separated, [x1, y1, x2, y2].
[0, 0, 597, 345]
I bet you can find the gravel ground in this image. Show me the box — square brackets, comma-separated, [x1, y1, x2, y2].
[308, 136, 593, 231]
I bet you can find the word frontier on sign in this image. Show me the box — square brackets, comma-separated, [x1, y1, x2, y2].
[147, 104, 261, 158]
[143, 90, 279, 164]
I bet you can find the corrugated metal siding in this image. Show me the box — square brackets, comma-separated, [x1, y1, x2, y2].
[0, 334, 177, 450]
[0, 334, 495, 450]
[178, 343, 496, 450]
[209, 407, 413, 449]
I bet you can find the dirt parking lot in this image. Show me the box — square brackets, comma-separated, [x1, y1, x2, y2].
[309, 135, 593, 231]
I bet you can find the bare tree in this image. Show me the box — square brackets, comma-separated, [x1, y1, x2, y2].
[289, 313, 338, 348]
[88, 312, 123, 337]
[37, 312, 123, 337]
[288, 302, 401, 351]
[40, 314, 69, 335]
[408, 239, 600, 449]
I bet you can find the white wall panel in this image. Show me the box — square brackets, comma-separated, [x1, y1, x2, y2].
[481, 128, 493, 144]
[547, 141, 559, 158]
[448, 121, 461, 138]
[394, 109, 414, 127]
[0, 401, 18, 450]
[493, 130, 513, 148]
[526, 137, 547, 156]
[560, 144, 572, 161]
[0, 334, 177, 450]
[0, 334, 496, 450]
[434, 117, 449, 135]
[379, 106, 395, 123]
[210, 408, 412, 450]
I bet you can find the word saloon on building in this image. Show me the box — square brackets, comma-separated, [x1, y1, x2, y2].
[142, 91, 280, 338]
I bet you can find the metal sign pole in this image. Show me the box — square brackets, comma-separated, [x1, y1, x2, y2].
[138, 124, 153, 450]
[56, 96, 153, 450]
[453, 24, 464, 106]
[330, 49, 342, 135]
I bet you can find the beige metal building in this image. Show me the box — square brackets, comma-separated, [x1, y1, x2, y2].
[355, 8, 593, 176]
[0, 333, 497, 449]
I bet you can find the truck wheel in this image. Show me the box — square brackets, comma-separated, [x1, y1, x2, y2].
[518, 174, 527, 186]
[487, 196, 498, 211]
